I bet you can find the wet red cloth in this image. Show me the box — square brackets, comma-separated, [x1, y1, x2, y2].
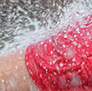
[25, 15, 92, 91]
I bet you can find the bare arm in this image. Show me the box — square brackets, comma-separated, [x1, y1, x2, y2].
[0, 48, 38, 91]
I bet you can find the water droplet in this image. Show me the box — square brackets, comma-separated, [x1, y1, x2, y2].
[42, 34, 45, 37]
[18, 57, 21, 60]
[15, 65, 18, 69]
[20, 51, 23, 54]
[2, 80, 4, 83]
[23, 76, 26, 80]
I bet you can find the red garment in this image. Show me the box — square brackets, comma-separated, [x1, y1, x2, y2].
[25, 15, 92, 91]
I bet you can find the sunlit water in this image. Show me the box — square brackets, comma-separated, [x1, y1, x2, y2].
[0, 0, 92, 54]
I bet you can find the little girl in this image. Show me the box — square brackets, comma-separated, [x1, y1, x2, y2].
[0, 15, 92, 91]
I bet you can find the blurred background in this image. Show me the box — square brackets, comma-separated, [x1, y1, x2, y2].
[0, 0, 92, 54]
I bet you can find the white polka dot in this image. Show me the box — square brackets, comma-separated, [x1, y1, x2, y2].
[75, 38, 78, 40]
[50, 61, 52, 65]
[72, 58, 76, 61]
[60, 63, 63, 67]
[80, 33, 83, 36]
[44, 44, 47, 47]
[29, 69, 33, 75]
[59, 34, 61, 36]
[81, 62, 85, 66]
[78, 44, 81, 48]
[53, 72, 57, 75]
[66, 60, 68, 62]
[53, 60, 56, 64]
[68, 64, 71, 66]
[83, 30, 85, 32]
[62, 44, 66, 48]
[64, 53, 66, 55]
[48, 77, 50, 79]
[40, 74, 42, 77]
[54, 81, 56, 84]
[53, 55, 56, 57]
[76, 28, 79, 32]
[53, 49, 55, 51]
[49, 39, 52, 42]
[40, 63, 42, 66]
[60, 51, 63, 54]
[43, 66, 46, 69]
[73, 42, 77, 46]
[45, 69, 48, 71]
[51, 51, 53, 54]
[72, 63, 75, 66]
[57, 50, 60, 52]
[64, 34, 68, 38]
[36, 53, 38, 56]
[26, 62, 29, 65]
[74, 35, 77, 37]
[87, 45, 89, 47]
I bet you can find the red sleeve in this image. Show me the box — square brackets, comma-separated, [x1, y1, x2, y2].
[25, 15, 92, 91]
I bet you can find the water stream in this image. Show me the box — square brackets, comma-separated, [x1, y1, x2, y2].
[0, 0, 92, 54]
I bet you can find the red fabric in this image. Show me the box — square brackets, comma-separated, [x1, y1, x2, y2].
[25, 15, 92, 91]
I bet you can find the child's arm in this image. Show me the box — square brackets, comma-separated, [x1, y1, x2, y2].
[0, 48, 38, 91]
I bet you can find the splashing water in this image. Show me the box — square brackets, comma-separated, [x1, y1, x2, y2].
[0, 0, 92, 54]
[0, 0, 92, 91]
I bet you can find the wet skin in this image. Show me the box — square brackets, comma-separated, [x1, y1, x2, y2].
[0, 48, 38, 91]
